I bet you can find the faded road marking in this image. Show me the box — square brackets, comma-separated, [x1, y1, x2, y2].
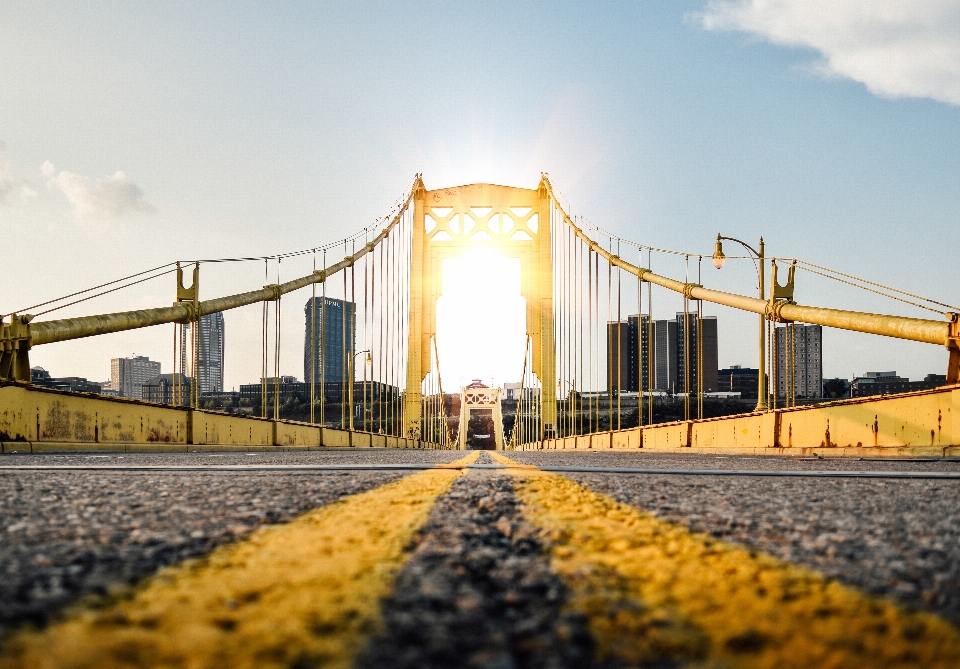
[493, 452, 960, 668]
[0, 453, 477, 669]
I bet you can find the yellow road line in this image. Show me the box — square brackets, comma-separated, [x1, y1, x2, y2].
[492, 452, 960, 669]
[0, 453, 478, 669]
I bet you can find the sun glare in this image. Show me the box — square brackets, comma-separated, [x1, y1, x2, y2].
[435, 248, 526, 389]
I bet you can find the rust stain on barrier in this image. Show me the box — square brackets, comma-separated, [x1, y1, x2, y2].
[42, 402, 71, 440]
[146, 420, 175, 443]
[72, 410, 92, 442]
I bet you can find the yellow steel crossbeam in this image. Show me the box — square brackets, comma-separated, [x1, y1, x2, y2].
[541, 177, 953, 350]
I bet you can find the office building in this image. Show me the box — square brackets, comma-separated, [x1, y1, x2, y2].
[654, 319, 678, 392]
[30, 367, 102, 394]
[110, 355, 161, 399]
[605, 312, 716, 394]
[606, 321, 632, 392]
[181, 312, 225, 394]
[141, 374, 191, 406]
[304, 297, 356, 385]
[718, 366, 763, 398]
[851, 372, 945, 397]
[627, 315, 652, 392]
[775, 324, 822, 398]
[676, 312, 718, 394]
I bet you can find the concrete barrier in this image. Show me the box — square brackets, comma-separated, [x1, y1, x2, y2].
[0, 385, 188, 448]
[0, 383, 446, 452]
[193, 411, 273, 447]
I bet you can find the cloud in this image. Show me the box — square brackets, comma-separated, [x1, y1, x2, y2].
[697, 1, 960, 106]
[45, 163, 155, 220]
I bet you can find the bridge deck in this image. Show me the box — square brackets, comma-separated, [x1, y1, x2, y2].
[1, 449, 959, 668]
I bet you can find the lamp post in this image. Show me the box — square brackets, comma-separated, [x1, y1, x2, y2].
[713, 234, 767, 411]
[349, 350, 371, 432]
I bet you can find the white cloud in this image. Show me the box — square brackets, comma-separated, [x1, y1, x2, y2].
[698, 0, 960, 106]
[45, 163, 156, 220]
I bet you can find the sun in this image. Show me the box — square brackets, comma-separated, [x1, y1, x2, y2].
[434, 248, 527, 389]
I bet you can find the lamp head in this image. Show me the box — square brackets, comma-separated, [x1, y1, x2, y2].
[712, 234, 726, 269]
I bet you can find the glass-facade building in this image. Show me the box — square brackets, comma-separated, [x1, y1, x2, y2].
[181, 312, 225, 394]
[304, 297, 356, 385]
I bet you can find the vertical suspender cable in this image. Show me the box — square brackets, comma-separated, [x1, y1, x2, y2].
[320, 249, 327, 427]
[616, 239, 622, 431]
[637, 247, 643, 427]
[261, 259, 268, 419]
[273, 259, 281, 421]
[311, 253, 316, 424]
[607, 238, 613, 433]
[683, 256, 690, 422]
[697, 256, 704, 420]
[587, 246, 593, 434]
[770, 320, 776, 410]
[647, 249, 654, 425]
[349, 240, 356, 431]
[341, 245, 347, 429]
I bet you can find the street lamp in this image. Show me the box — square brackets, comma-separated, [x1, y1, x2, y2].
[349, 350, 372, 432]
[713, 233, 767, 411]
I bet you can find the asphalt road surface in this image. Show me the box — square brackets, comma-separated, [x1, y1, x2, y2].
[1, 448, 958, 668]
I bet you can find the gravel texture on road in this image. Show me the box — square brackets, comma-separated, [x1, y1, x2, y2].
[507, 450, 960, 472]
[509, 452, 960, 626]
[0, 455, 423, 637]
[359, 455, 593, 669]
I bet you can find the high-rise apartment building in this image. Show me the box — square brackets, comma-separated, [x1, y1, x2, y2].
[304, 297, 356, 385]
[110, 355, 161, 399]
[654, 319, 678, 392]
[181, 312, 225, 394]
[775, 324, 822, 398]
[606, 321, 632, 392]
[605, 313, 717, 394]
[627, 315, 652, 392]
[676, 312, 718, 394]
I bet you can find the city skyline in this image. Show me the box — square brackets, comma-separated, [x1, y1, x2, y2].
[3, 2, 956, 389]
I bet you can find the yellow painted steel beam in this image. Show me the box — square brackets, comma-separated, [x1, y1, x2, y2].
[493, 452, 960, 668]
[541, 177, 954, 348]
[0, 453, 477, 669]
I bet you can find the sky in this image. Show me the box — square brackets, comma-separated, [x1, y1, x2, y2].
[1, 1, 959, 391]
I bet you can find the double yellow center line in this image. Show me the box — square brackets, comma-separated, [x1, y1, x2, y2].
[493, 452, 960, 668]
[0, 453, 478, 669]
[4, 451, 960, 668]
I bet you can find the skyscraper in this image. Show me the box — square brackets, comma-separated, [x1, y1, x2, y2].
[181, 312, 225, 394]
[676, 312, 718, 394]
[304, 297, 356, 386]
[606, 313, 718, 394]
[606, 321, 632, 392]
[776, 324, 822, 398]
[654, 319, 678, 392]
[627, 314, 651, 392]
[110, 355, 161, 399]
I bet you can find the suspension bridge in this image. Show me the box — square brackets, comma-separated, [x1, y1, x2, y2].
[1, 175, 957, 454]
[2, 176, 960, 668]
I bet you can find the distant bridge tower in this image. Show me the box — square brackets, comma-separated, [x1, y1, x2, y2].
[458, 380, 505, 450]
[404, 178, 556, 441]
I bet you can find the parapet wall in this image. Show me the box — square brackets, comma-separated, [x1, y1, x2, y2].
[0, 383, 437, 452]
[517, 385, 960, 458]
